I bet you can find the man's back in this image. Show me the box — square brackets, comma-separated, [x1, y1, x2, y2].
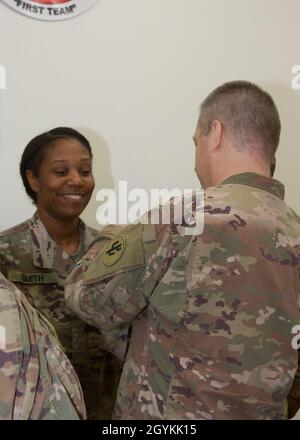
[0, 272, 86, 420]
[66, 79, 300, 420]
[66, 172, 300, 419]
[113, 173, 300, 419]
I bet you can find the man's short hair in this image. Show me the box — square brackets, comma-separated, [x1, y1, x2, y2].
[198, 81, 281, 161]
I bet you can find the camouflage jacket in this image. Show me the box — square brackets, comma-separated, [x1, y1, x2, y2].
[65, 173, 300, 420]
[0, 272, 86, 420]
[0, 212, 122, 420]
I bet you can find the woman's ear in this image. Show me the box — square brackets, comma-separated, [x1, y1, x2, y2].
[25, 169, 39, 194]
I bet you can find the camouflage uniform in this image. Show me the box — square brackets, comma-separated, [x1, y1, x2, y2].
[0, 212, 122, 420]
[65, 173, 300, 420]
[0, 272, 86, 419]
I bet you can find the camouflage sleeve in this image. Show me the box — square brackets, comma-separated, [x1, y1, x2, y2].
[0, 243, 8, 277]
[287, 259, 300, 419]
[0, 273, 86, 420]
[65, 223, 172, 332]
[288, 350, 300, 419]
[0, 275, 22, 419]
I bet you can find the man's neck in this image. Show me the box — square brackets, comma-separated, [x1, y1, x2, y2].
[211, 163, 271, 187]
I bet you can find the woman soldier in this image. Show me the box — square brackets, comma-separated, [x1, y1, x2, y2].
[0, 127, 121, 419]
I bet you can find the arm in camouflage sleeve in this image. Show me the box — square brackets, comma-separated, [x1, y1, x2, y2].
[0, 248, 8, 278]
[0, 273, 86, 420]
[0, 276, 21, 419]
[288, 350, 300, 419]
[65, 223, 173, 332]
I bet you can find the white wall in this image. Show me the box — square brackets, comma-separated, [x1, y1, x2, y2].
[0, 0, 299, 420]
[0, 0, 300, 230]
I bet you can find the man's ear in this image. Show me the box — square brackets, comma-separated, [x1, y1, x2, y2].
[208, 120, 223, 152]
[271, 156, 276, 177]
[25, 169, 39, 194]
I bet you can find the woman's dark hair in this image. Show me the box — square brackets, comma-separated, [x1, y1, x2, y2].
[20, 127, 93, 203]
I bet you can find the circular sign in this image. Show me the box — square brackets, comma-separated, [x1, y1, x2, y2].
[1, 0, 99, 21]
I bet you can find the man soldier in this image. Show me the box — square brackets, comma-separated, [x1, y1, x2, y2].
[65, 81, 300, 419]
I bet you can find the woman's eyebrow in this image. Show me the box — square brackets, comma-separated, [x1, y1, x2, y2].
[52, 158, 92, 164]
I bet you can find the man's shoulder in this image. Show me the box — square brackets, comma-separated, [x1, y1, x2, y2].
[204, 181, 278, 204]
[287, 206, 300, 225]
[204, 182, 297, 219]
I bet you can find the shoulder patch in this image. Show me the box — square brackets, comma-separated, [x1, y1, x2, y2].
[102, 234, 126, 266]
[84, 224, 146, 284]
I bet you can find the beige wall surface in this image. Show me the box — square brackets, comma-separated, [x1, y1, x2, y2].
[0, 0, 300, 230]
[0, 0, 299, 420]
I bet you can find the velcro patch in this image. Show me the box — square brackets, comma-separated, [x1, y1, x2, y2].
[8, 271, 57, 284]
[84, 224, 146, 284]
[102, 235, 126, 266]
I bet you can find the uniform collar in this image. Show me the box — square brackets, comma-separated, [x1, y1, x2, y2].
[30, 211, 88, 272]
[220, 172, 285, 200]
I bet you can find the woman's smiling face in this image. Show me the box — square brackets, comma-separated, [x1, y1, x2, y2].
[27, 137, 95, 221]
